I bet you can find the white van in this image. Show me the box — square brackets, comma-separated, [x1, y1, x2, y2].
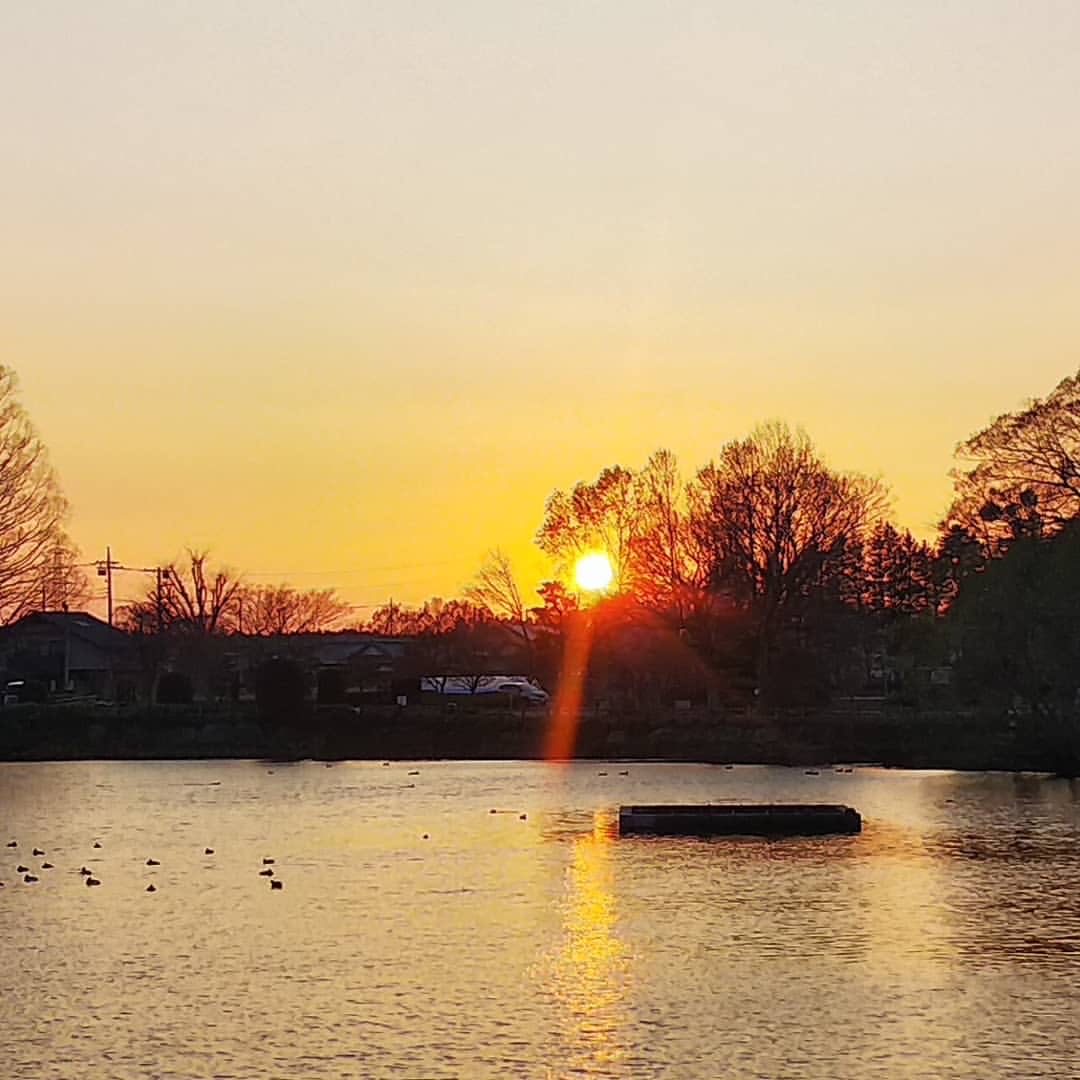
[420, 675, 549, 704]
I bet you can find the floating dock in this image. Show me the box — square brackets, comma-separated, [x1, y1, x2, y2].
[618, 803, 862, 837]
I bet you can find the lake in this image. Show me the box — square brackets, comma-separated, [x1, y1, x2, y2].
[2, 761, 1079, 1079]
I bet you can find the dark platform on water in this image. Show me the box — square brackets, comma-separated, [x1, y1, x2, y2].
[619, 803, 862, 837]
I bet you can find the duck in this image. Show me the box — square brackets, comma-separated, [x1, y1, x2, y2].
[146, 858, 160, 866]
[422, 833, 430, 840]
[262, 858, 274, 865]
[16, 865, 28, 874]
[85, 877, 101, 887]
[258, 868, 274, 877]
[204, 848, 214, 855]
[5, 840, 16, 848]
[407, 770, 420, 776]
[92, 842, 101, 849]
[41, 862, 53, 870]
[519, 813, 527, 821]
[146, 884, 156, 893]
[23, 874, 38, 884]
[78, 866, 92, 876]
[32, 848, 45, 856]
[270, 879, 283, 890]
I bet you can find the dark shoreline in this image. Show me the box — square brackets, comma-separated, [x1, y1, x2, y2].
[2, 701, 1077, 775]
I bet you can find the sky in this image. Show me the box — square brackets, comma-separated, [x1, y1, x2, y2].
[4, 2, 1079, 617]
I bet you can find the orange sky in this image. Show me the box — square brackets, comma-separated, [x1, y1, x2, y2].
[6, 3, 1079, 618]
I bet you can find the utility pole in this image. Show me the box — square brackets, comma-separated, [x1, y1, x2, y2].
[98, 550, 167, 629]
[102, 546, 115, 627]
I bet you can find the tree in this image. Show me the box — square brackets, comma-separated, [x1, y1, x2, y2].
[536, 465, 640, 589]
[365, 597, 490, 637]
[863, 522, 935, 617]
[0, 366, 80, 624]
[237, 584, 350, 635]
[688, 422, 888, 696]
[255, 656, 309, 720]
[122, 550, 242, 635]
[531, 580, 579, 628]
[949, 525, 1080, 722]
[949, 371, 1080, 549]
[630, 449, 711, 617]
[463, 549, 533, 667]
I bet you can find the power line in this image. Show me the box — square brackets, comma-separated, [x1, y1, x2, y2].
[240, 557, 475, 579]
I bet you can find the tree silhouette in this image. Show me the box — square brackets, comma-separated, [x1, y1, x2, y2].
[0, 366, 82, 623]
[536, 464, 640, 590]
[237, 584, 350, 635]
[463, 549, 533, 667]
[688, 422, 888, 696]
[949, 370, 1080, 550]
[120, 550, 242, 636]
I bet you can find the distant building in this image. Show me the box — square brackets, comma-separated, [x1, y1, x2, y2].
[0, 611, 138, 702]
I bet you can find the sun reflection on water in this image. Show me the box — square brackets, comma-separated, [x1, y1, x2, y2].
[538, 809, 631, 1077]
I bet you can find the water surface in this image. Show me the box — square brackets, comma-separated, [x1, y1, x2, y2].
[2, 761, 1079, 1078]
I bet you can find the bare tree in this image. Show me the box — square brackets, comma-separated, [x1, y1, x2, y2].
[0, 366, 76, 624]
[536, 465, 640, 589]
[689, 422, 888, 690]
[237, 584, 350, 635]
[629, 449, 713, 618]
[464, 548, 534, 669]
[949, 371, 1080, 549]
[121, 550, 242, 635]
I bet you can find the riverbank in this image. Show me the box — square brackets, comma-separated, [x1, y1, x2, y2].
[3, 700, 1078, 774]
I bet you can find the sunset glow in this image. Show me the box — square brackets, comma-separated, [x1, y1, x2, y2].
[5, 4, 1080, 614]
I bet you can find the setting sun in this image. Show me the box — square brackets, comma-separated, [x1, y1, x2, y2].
[574, 552, 614, 593]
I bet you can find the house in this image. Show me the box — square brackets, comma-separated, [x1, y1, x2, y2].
[0, 611, 138, 702]
[305, 634, 409, 700]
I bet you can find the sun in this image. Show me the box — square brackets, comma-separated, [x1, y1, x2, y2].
[574, 552, 614, 593]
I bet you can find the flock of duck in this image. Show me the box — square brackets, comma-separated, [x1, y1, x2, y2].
[1, 839, 285, 892]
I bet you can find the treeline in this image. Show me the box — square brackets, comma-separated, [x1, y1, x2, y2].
[6, 355, 1080, 752]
